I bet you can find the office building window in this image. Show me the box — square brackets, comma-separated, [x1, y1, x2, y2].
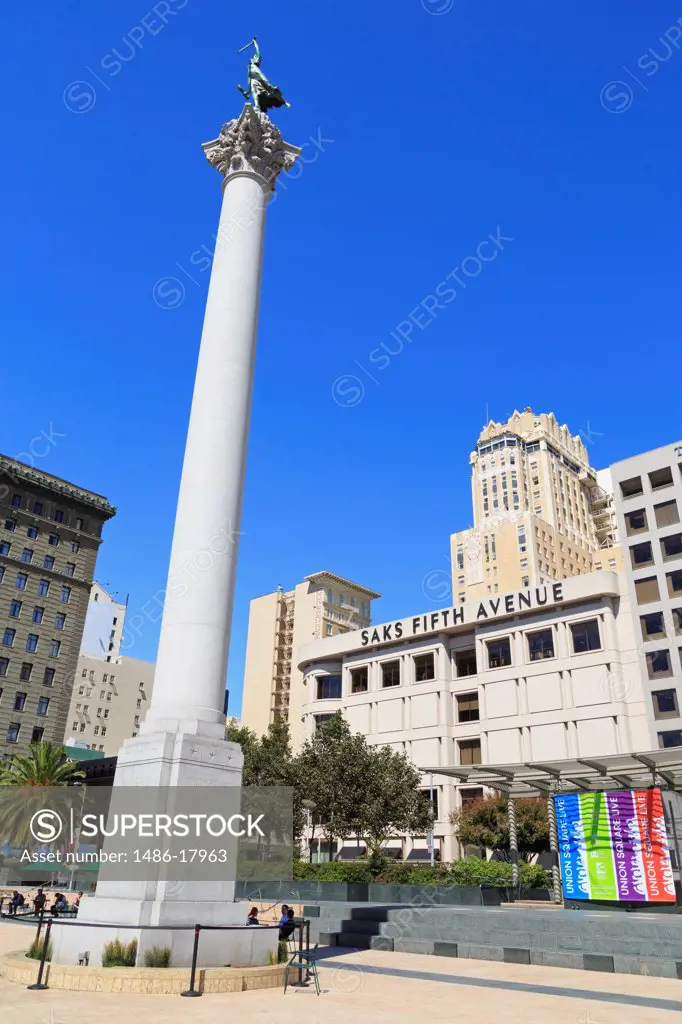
[21, 549, 33, 564]
[646, 649, 672, 679]
[15, 573, 27, 591]
[4, 520, 16, 532]
[459, 738, 482, 765]
[325, 623, 332, 636]
[60, 585, 71, 604]
[63, 563, 75, 577]
[662, 534, 682, 562]
[666, 571, 682, 598]
[640, 612, 665, 641]
[658, 729, 682, 749]
[8, 601, 22, 618]
[43, 556, 54, 570]
[528, 628, 555, 661]
[27, 526, 38, 539]
[33, 501, 43, 515]
[31, 727, 44, 743]
[50, 640, 61, 657]
[316, 675, 341, 700]
[19, 663, 32, 682]
[25, 634, 38, 653]
[350, 667, 368, 693]
[55, 613, 66, 630]
[13, 692, 26, 711]
[570, 619, 601, 653]
[72, 720, 78, 731]
[79, 723, 85, 733]
[620, 476, 643, 499]
[11, 494, 21, 508]
[455, 649, 477, 677]
[32, 607, 44, 624]
[625, 508, 648, 536]
[381, 661, 401, 687]
[414, 653, 435, 682]
[314, 714, 334, 731]
[655, 500, 679, 529]
[653, 688, 679, 720]
[43, 667, 55, 687]
[0, 542, 10, 556]
[635, 576, 660, 605]
[650, 466, 674, 491]
[37, 580, 50, 596]
[630, 541, 653, 569]
[48, 534, 59, 547]
[71, 540, 80, 553]
[37, 697, 50, 716]
[0, 657, 8, 676]
[6, 723, 20, 743]
[487, 638, 511, 669]
[2, 629, 15, 647]
[460, 787, 484, 807]
[94, 725, 100, 735]
[456, 692, 480, 723]
[54, 510, 64, 523]
[521, 575, 530, 587]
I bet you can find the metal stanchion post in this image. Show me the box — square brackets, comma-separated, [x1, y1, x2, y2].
[35, 908, 44, 947]
[28, 918, 52, 990]
[297, 922, 303, 985]
[180, 924, 202, 998]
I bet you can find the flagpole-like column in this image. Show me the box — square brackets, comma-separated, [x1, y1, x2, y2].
[145, 106, 300, 737]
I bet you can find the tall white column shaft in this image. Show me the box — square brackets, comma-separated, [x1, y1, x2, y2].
[145, 107, 300, 735]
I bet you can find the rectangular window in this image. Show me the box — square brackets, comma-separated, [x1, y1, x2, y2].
[2, 628, 15, 647]
[620, 476, 643, 499]
[653, 688, 679, 720]
[4, 519, 16, 532]
[625, 508, 648, 536]
[487, 638, 511, 669]
[101, 726, 107, 736]
[11, 494, 21, 508]
[71, 540, 80, 553]
[33, 501, 43, 515]
[350, 666, 368, 693]
[54, 510, 64, 523]
[43, 556, 54, 570]
[8, 600, 22, 618]
[55, 613, 66, 630]
[658, 729, 682, 749]
[21, 549, 33, 564]
[27, 526, 38, 540]
[0, 542, 10, 556]
[13, 692, 26, 711]
[50, 640, 61, 657]
[325, 623, 332, 636]
[649, 466, 674, 491]
[38, 580, 50, 596]
[456, 544, 464, 571]
[641, 612, 665, 641]
[37, 697, 50, 716]
[646, 648, 672, 679]
[76, 517, 84, 530]
[414, 653, 435, 682]
[458, 738, 482, 765]
[48, 534, 59, 546]
[32, 607, 44, 624]
[94, 725, 100, 735]
[662, 534, 682, 562]
[528, 628, 555, 661]
[381, 660, 401, 687]
[570, 619, 601, 653]
[60, 585, 71, 604]
[19, 663, 32, 682]
[655, 500, 679, 529]
[43, 667, 55, 687]
[63, 563, 75, 577]
[6, 723, 20, 743]
[0, 657, 8, 676]
[0, 567, 4, 583]
[456, 692, 480, 723]
[666, 570, 682, 598]
[31, 727, 44, 744]
[455, 649, 477, 677]
[15, 573, 27, 591]
[316, 675, 341, 700]
[635, 575, 660, 605]
[630, 541, 653, 568]
[25, 634, 38, 653]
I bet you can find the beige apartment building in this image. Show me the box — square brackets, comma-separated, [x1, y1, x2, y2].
[451, 409, 622, 603]
[241, 571, 380, 744]
[65, 653, 155, 756]
[0, 455, 116, 758]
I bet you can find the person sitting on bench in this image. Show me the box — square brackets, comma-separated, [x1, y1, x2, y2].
[279, 907, 297, 941]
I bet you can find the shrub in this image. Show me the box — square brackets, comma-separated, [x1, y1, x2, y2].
[102, 938, 138, 967]
[143, 946, 172, 968]
[291, 855, 551, 890]
[277, 940, 289, 963]
[26, 936, 52, 961]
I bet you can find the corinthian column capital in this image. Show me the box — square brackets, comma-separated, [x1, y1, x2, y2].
[202, 104, 300, 192]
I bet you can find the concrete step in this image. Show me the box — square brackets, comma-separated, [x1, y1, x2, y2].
[337, 931, 372, 949]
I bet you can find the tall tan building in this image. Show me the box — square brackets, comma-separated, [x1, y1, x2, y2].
[65, 653, 155, 756]
[450, 409, 621, 603]
[241, 571, 380, 744]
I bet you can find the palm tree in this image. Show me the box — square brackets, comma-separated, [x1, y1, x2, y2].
[0, 742, 86, 786]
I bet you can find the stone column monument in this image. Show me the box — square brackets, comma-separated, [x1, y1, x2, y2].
[52, 83, 300, 968]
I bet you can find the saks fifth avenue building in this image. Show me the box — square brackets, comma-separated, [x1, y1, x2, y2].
[298, 572, 653, 862]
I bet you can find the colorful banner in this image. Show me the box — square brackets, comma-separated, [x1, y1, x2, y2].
[554, 788, 675, 903]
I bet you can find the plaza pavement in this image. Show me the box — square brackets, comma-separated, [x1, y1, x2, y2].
[0, 920, 681, 1023]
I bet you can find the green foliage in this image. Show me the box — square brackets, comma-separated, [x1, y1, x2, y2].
[0, 741, 86, 785]
[102, 938, 138, 967]
[277, 940, 289, 963]
[143, 946, 172, 968]
[357, 744, 432, 856]
[291, 854, 551, 890]
[451, 797, 549, 861]
[227, 719, 304, 841]
[26, 936, 52, 961]
[293, 858, 373, 882]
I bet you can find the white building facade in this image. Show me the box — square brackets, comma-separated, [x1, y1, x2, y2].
[299, 572, 652, 862]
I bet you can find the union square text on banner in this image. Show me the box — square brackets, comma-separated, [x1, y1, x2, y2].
[554, 788, 675, 903]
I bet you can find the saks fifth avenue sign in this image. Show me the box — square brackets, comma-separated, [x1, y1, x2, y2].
[360, 582, 564, 647]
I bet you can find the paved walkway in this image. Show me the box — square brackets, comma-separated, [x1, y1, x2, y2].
[1, 921, 680, 1022]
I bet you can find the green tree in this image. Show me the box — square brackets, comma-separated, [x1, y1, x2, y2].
[357, 745, 431, 858]
[226, 718, 303, 843]
[0, 742, 86, 786]
[451, 796, 548, 862]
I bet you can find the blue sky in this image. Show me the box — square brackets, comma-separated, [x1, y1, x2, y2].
[3, 1, 681, 715]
